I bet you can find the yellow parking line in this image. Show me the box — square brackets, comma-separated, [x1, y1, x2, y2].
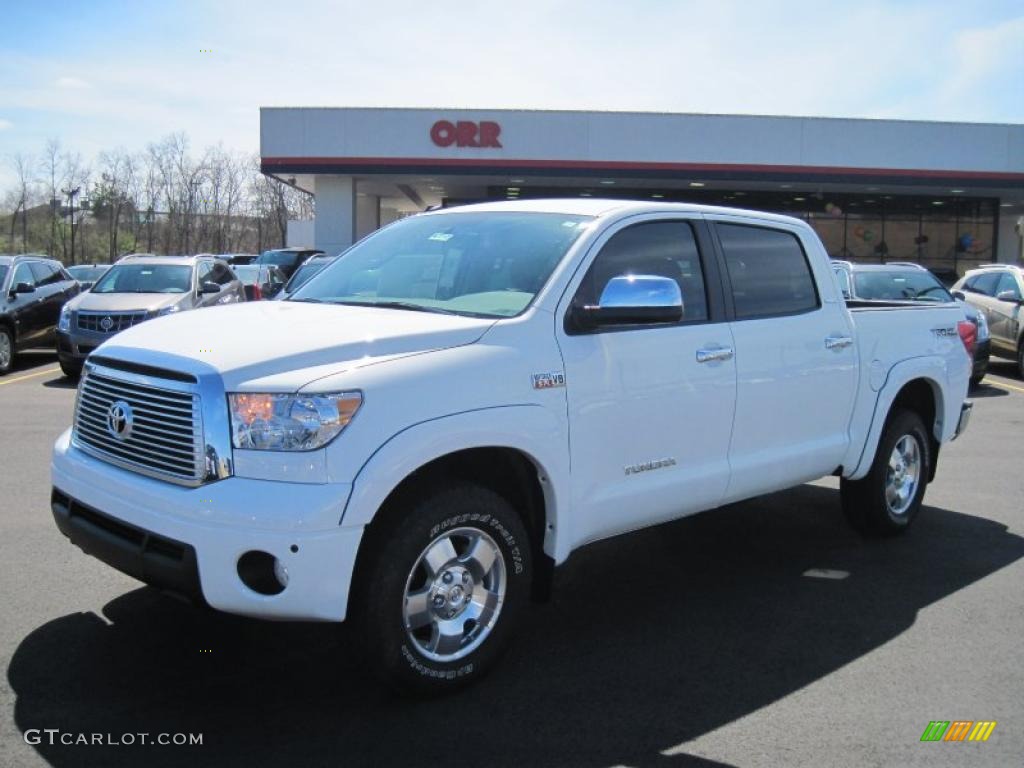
[0, 367, 60, 387]
[986, 379, 1024, 395]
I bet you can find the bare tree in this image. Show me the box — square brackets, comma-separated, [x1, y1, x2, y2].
[7, 152, 35, 252]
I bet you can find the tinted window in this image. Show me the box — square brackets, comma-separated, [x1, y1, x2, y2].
[719, 224, 818, 319]
[853, 270, 952, 302]
[196, 262, 213, 285]
[576, 221, 708, 323]
[257, 250, 301, 268]
[12, 263, 36, 288]
[966, 272, 1001, 296]
[0, 265, 7, 288]
[995, 272, 1021, 300]
[29, 261, 62, 286]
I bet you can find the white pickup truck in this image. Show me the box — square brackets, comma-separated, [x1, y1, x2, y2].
[51, 200, 973, 693]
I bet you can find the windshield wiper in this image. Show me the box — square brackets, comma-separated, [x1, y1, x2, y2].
[290, 297, 327, 304]
[336, 300, 460, 315]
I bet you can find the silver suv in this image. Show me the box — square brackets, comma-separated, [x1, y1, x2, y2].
[56, 254, 246, 378]
[953, 265, 1024, 378]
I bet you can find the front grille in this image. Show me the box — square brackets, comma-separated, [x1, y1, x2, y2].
[73, 370, 204, 485]
[77, 311, 147, 333]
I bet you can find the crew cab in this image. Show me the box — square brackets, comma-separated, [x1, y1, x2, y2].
[50, 200, 972, 693]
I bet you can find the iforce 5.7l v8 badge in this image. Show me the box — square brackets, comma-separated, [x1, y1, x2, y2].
[532, 372, 566, 390]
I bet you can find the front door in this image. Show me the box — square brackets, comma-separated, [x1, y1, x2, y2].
[556, 217, 737, 548]
[989, 271, 1023, 354]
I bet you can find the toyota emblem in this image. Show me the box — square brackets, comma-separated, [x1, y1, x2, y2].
[100, 316, 114, 331]
[106, 400, 134, 441]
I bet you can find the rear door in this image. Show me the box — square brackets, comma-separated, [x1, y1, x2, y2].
[556, 216, 737, 547]
[28, 261, 69, 341]
[708, 217, 858, 503]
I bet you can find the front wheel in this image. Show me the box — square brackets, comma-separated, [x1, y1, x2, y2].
[1017, 342, 1024, 380]
[351, 483, 532, 695]
[59, 359, 82, 380]
[840, 408, 931, 536]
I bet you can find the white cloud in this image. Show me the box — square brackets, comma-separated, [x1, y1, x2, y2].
[55, 76, 91, 89]
[0, 119, 11, 130]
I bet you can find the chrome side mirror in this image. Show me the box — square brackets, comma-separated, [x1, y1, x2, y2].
[572, 274, 683, 331]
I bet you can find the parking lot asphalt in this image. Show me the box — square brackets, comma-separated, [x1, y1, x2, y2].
[0, 351, 1022, 768]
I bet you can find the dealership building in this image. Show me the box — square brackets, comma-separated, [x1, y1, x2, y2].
[260, 108, 1024, 274]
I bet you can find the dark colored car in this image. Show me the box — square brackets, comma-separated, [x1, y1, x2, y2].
[833, 261, 990, 385]
[66, 263, 111, 290]
[254, 247, 325, 279]
[232, 264, 287, 301]
[276, 254, 337, 300]
[0, 255, 81, 375]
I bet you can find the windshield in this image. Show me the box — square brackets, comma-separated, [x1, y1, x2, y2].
[256, 250, 301, 267]
[230, 265, 262, 285]
[91, 264, 193, 294]
[853, 270, 953, 302]
[0, 265, 7, 288]
[68, 265, 105, 279]
[290, 212, 592, 317]
[286, 259, 332, 292]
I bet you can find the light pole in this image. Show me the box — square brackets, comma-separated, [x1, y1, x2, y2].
[61, 186, 81, 264]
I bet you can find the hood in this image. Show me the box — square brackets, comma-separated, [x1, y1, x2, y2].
[97, 301, 496, 391]
[70, 291, 185, 313]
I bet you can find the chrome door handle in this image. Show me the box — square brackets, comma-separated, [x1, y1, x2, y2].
[696, 347, 734, 363]
[825, 335, 853, 350]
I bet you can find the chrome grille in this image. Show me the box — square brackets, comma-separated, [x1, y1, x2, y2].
[77, 311, 147, 333]
[73, 370, 204, 485]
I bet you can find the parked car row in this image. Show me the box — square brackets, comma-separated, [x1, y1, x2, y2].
[952, 265, 1024, 379]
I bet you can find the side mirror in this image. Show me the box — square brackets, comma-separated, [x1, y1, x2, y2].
[951, 290, 966, 301]
[571, 275, 683, 331]
[12, 282, 36, 296]
[996, 290, 1023, 304]
[200, 281, 221, 294]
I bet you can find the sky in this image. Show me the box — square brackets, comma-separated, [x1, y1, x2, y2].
[0, 0, 1022, 189]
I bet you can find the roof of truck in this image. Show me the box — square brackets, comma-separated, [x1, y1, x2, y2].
[421, 198, 807, 226]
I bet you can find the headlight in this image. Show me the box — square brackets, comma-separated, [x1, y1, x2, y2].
[58, 305, 72, 332]
[156, 305, 181, 317]
[228, 392, 362, 451]
[975, 311, 989, 341]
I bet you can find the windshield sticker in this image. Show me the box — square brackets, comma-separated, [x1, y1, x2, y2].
[428, 233, 454, 242]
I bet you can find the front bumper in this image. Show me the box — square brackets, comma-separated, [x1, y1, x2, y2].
[56, 329, 102, 362]
[51, 429, 363, 621]
[953, 400, 973, 440]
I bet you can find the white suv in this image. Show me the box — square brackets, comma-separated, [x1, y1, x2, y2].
[953, 265, 1024, 378]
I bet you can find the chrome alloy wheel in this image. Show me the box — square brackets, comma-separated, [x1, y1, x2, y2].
[885, 434, 921, 516]
[0, 332, 10, 370]
[402, 527, 506, 663]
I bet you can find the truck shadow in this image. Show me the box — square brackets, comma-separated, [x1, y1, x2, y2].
[9, 484, 1024, 768]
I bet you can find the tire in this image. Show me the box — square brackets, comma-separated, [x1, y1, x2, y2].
[59, 359, 82, 380]
[0, 327, 13, 375]
[969, 372, 984, 387]
[840, 408, 931, 536]
[351, 483, 532, 695]
[1017, 342, 1024, 381]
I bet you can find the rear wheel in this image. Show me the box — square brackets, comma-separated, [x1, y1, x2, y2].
[0, 328, 13, 375]
[841, 409, 930, 536]
[1017, 342, 1024, 380]
[351, 483, 532, 695]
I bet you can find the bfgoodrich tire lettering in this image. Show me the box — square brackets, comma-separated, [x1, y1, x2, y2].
[352, 483, 532, 695]
[840, 408, 931, 536]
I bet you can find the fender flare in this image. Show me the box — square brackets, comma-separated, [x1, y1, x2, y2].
[340, 404, 572, 562]
[847, 356, 951, 480]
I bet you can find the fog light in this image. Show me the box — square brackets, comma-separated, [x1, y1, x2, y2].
[237, 550, 286, 595]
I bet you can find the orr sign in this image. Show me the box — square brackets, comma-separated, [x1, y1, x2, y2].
[430, 120, 502, 148]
